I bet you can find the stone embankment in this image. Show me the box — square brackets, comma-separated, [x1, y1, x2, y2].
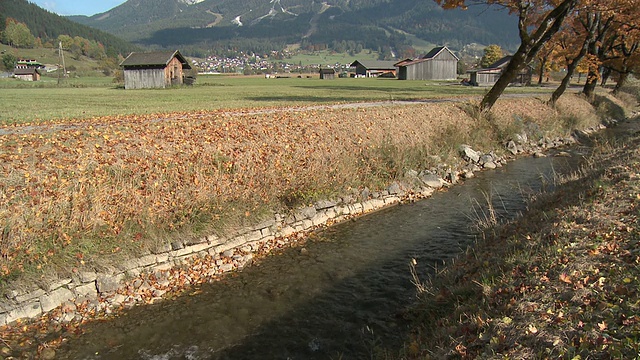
[0, 121, 614, 327]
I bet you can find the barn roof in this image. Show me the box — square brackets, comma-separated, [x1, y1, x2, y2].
[467, 55, 532, 74]
[120, 50, 192, 69]
[422, 46, 459, 61]
[14, 68, 40, 75]
[394, 58, 415, 67]
[394, 46, 459, 67]
[350, 60, 397, 70]
[487, 55, 512, 69]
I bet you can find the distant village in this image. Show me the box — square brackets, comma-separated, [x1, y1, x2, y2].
[191, 53, 351, 76]
[5, 45, 532, 90]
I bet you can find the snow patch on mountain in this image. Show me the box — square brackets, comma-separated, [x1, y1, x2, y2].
[253, 0, 297, 23]
[270, 0, 297, 15]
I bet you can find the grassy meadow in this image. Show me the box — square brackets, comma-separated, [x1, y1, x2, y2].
[0, 74, 555, 125]
[285, 49, 381, 66]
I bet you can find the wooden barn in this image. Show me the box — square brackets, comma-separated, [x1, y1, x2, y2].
[467, 56, 532, 86]
[13, 67, 40, 81]
[13, 59, 43, 81]
[319, 68, 336, 79]
[349, 60, 397, 78]
[120, 50, 192, 90]
[395, 46, 459, 80]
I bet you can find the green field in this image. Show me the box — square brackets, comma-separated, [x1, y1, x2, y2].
[0, 74, 556, 125]
[285, 49, 381, 66]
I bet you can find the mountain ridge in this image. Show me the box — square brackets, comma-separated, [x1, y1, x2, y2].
[69, 0, 520, 57]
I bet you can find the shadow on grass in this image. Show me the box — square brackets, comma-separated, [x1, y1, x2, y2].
[291, 84, 476, 95]
[593, 94, 627, 120]
[242, 95, 404, 103]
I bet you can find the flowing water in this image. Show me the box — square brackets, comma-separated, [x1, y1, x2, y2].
[54, 123, 635, 360]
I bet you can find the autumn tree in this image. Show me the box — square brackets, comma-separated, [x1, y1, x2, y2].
[538, 0, 640, 106]
[480, 44, 504, 67]
[534, 41, 557, 84]
[548, 5, 607, 106]
[1, 18, 35, 48]
[57, 34, 73, 50]
[580, 14, 617, 100]
[575, 57, 590, 82]
[607, 37, 640, 94]
[602, 4, 640, 94]
[56, 34, 107, 61]
[434, 0, 579, 112]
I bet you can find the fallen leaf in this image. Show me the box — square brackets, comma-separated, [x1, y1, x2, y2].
[559, 273, 572, 284]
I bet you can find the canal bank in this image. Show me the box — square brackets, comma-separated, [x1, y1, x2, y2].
[405, 115, 640, 359]
[0, 91, 635, 358]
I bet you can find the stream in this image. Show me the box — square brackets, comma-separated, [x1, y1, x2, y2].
[52, 123, 632, 360]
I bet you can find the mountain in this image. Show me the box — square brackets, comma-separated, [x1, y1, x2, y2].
[69, 0, 520, 56]
[0, 0, 138, 57]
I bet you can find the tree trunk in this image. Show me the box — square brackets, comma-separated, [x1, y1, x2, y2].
[549, 12, 597, 107]
[480, 51, 527, 111]
[550, 57, 582, 106]
[478, 0, 578, 112]
[582, 69, 599, 101]
[538, 56, 547, 85]
[581, 13, 617, 102]
[612, 72, 629, 95]
[600, 67, 611, 86]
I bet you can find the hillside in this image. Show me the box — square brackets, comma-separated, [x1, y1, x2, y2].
[0, 0, 139, 57]
[0, 43, 108, 77]
[69, 0, 520, 56]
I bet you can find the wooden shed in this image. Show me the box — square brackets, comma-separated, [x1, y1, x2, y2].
[467, 56, 532, 86]
[395, 46, 459, 80]
[13, 67, 40, 81]
[13, 59, 43, 81]
[319, 68, 336, 79]
[120, 50, 192, 90]
[349, 60, 397, 78]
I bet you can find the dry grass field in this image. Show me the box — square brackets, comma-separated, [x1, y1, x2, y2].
[0, 90, 607, 291]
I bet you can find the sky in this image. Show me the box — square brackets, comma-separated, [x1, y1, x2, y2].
[30, 0, 128, 16]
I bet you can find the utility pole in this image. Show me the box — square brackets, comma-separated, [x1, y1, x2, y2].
[58, 41, 67, 85]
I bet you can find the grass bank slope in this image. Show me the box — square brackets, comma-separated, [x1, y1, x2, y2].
[403, 107, 640, 357]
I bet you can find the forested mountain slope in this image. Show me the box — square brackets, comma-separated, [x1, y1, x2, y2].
[0, 0, 138, 57]
[69, 0, 519, 55]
